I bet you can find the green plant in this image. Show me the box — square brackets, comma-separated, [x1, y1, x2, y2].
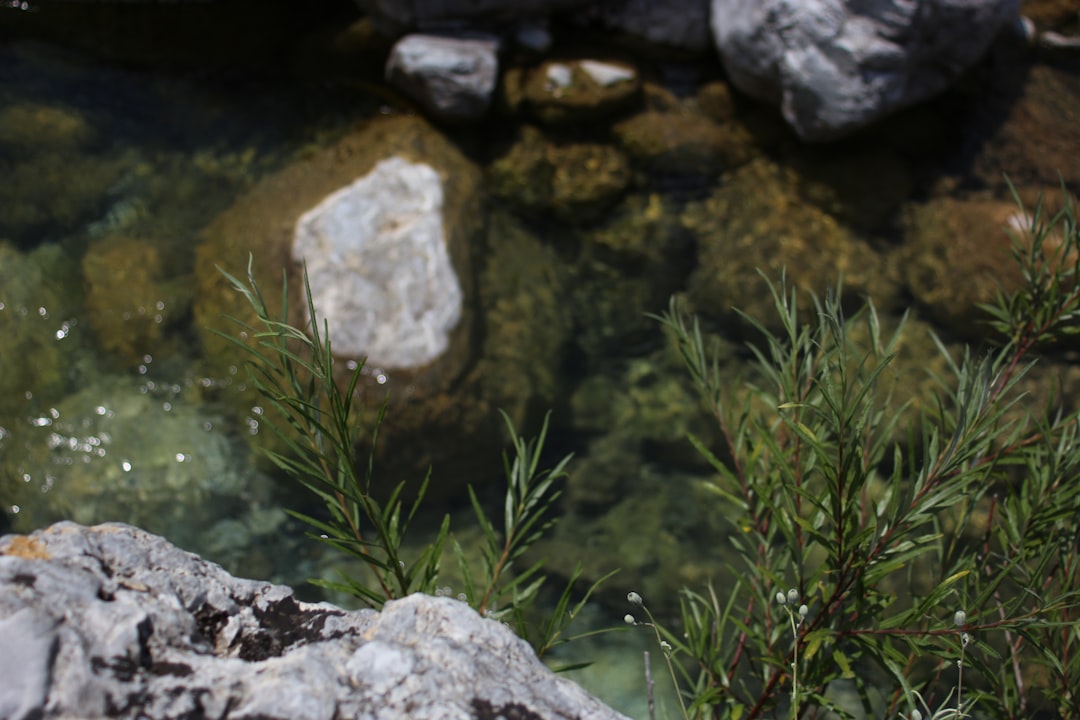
[639, 186, 1080, 719]
[216, 257, 609, 659]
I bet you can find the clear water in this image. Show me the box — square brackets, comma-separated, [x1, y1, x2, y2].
[0, 39, 376, 587]
[2, 13, 1080, 719]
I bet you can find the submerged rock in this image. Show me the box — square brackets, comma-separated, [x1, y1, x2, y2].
[489, 125, 632, 223]
[196, 114, 479, 393]
[83, 235, 190, 367]
[0, 522, 629, 720]
[0, 102, 95, 152]
[683, 158, 898, 331]
[196, 114, 479, 399]
[0, 149, 126, 246]
[292, 157, 464, 370]
[568, 193, 694, 361]
[966, 61, 1080, 189]
[613, 109, 755, 176]
[901, 193, 1038, 340]
[504, 58, 641, 125]
[0, 242, 86, 423]
[0, 375, 268, 556]
[196, 115, 570, 502]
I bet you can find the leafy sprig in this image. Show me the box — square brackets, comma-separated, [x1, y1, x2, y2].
[217, 257, 438, 606]
[638, 184, 1080, 719]
[216, 257, 609, 660]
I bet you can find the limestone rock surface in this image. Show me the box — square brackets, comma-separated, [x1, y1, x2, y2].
[711, 0, 1020, 141]
[0, 522, 630, 720]
[292, 156, 463, 370]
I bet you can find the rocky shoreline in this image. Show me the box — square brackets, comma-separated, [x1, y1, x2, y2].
[0, 522, 629, 720]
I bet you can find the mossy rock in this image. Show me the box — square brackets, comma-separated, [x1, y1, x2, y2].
[0, 151, 126, 243]
[195, 118, 571, 502]
[0, 373, 280, 563]
[195, 113, 482, 392]
[83, 235, 191, 366]
[506, 58, 641, 125]
[566, 193, 694, 360]
[568, 350, 720, 492]
[968, 63, 1080, 189]
[0, 102, 95, 153]
[613, 110, 755, 175]
[901, 193, 1033, 340]
[684, 158, 898, 331]
[695, 81, 737, 122]
[353, 209, 572, 500]
[488, 125, 632, 223]
[470, 209, 572, 427]
[194, 115, 488, 495]
[0, 242, 86, 422]
[586, 192, 683, 262]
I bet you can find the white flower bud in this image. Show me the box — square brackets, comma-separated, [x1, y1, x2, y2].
[787, 588, 800, 605]
[776, 591, 787, 605]
[911, 710, 923, 720]
[627, 591, 643, 607]
[624, 614, 636, 626]
[799, 604, 809, 620]
[954, 610, 966, 628]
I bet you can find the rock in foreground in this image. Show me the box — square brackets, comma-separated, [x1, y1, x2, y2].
[0, 522, 628, 720]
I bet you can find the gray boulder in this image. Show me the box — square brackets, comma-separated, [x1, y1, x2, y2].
[385, 34, 501, 122]
[711, 0, 1020, 141]
[0, 522, 630, 720]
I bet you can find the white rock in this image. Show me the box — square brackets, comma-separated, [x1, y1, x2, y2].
[0, 522, 631, 720]
[712, 0, 1020, 141]
[385, 34, 500, 122]
[545, 62, 574, 89]
[292, 156, 463, 370]
[579, 60, 637, 88]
